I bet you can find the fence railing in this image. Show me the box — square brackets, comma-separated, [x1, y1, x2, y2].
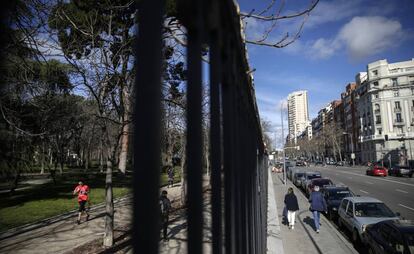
[133, 0, 268, 253]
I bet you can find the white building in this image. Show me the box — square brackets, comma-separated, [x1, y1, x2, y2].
[287, 90, 309, 143]
[357, 58, 414, 166]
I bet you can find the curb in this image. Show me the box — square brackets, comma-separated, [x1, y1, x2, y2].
[267, 168, 285, 254]
[0, 194, 132, 241]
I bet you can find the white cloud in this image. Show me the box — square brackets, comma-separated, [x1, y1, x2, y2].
[337, 16, 404, 59]
[300, 16, 405, 60]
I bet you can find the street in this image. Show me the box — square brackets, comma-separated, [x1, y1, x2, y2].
[307, 165, 414, 220]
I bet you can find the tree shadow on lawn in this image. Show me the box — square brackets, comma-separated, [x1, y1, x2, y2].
[0, 172, 132, 209]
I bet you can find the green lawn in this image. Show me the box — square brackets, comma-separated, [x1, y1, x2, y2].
[0, 169, 181, 232]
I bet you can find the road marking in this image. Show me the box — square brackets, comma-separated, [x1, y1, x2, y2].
[359, 189, 369, 194]
[331, 170, 414, 188]
[399, 204, 414, 211]
[365, 181, 374, 185]
[396, 189, 409, 194]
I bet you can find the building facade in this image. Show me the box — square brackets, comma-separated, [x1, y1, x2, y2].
[357, 59, 414, 166]
[287, 90, 309, 143]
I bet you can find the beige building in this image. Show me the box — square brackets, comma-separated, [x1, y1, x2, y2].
[357, 58, 414, 166]
[288, 90, 309, 143]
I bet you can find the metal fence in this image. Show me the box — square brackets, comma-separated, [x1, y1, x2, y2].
[133, 0, 268, 253]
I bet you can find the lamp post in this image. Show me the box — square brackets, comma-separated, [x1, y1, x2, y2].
[408, 127, 413, 167]
[343, 132, 355, 166]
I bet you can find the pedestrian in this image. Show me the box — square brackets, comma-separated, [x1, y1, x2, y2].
[284, 187, 299, 229]
[160, 190, 171, 241]
[73, 181, 90, 225]
[308, 185, 327, 233]
[167, 166, 174, 188]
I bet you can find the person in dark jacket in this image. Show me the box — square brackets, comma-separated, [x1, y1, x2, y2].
[160, 190, 171, 241]
[284, 187, 299, 229]
[309, 185, 327, 233]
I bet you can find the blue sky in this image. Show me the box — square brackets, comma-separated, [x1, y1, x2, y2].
[237, 0, 414, 140]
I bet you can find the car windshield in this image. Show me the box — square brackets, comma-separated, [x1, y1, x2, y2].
[354, 202, 395, 217]
[296, 173, 304, 177]
[314, 179, 332, 187]
[307, 175, 321, 180]
[329, 190, 351, 200]
[404, 233, 414, 254]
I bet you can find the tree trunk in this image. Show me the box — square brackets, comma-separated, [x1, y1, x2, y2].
[180, 140, 187, 206]
[40, 141, 45, 174]
[99, 140, 104, 173]
[103, 148, 114, 247]
[118, 122, 129, 174]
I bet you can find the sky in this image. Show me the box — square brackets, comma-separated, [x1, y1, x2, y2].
[237, 0, 414, 146]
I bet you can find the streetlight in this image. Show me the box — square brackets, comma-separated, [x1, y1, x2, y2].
[343, 132, 355, 166]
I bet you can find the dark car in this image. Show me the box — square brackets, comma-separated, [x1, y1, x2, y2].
[314, 160, 324, 166]
[365, 220, 414, 254]
[389, 165, 413, 178]
[306, 178, 334, 196]
[335, 161, 345, 166]
[322, 186, 353, 220]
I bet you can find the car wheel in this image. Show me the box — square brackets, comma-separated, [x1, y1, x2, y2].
[410, 174, 413, 178]
[328, 211, 334, 221]
[367, 246, 375, 254]
[338, 217, 343, 229]
[352, 229, 361, 246]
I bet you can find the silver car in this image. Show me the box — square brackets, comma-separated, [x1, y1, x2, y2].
[293, 172, 305, 187]
[338, 196, 399, 245]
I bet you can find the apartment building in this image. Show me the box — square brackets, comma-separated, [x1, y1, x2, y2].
[287, 90, 309, 143]
[357, 58, 414, 166]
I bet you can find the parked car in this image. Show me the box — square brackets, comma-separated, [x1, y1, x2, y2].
[301, 171, 322, 190]
[296, 160, 305, 167]
[338, 196, 400, 245]
[335, 161, 345, 166]
[366, 165, 388, 177]
[365, 219, 414, 254]
[389, 165, 413, 178]
[314, 160, 324, 166]
[289, 168, 303, 182]
[293, 172, 305, 187]
[306, 178, 334, 196]
[322, 186, 353, 220]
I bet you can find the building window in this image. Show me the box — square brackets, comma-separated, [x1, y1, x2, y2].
[396, 113, 402, 122]
[394, 90, 399, 97]
[378, 128, 382, 135]
[392, 78, 398, 86]
[376, 115, 381, 124]
[375, 104, 380, 110]
[395, 101, 401, 109]
[372, 70, 378, 76]
[374, 93, 379, 99]
[373, 81, 379, 86]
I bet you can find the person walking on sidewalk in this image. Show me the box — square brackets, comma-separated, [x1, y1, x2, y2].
[73, 181, 90, 225]
[309, 185, 327, 233]
[167, 166, 174, 188]
[160, 190, 172, 241]
[284, 187, 299, 229]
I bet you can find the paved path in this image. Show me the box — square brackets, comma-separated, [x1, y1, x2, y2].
[271, 172, 358, 254]
[0, 196, 132, 254]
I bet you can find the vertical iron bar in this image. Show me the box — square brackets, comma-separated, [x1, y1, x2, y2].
[210, 31, 222, 254]
[186, 3, 203, 252]
[133, 0, 164, 253]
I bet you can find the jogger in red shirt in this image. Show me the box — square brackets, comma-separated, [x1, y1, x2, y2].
[73, 181, 90, 224]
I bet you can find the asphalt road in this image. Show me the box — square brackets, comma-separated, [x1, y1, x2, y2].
[297, 165, 414, 220]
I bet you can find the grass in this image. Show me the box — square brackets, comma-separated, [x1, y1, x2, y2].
[0, 167, 182, 232]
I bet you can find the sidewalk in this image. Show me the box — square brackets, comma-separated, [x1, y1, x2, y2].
[270, 172, 358, 254]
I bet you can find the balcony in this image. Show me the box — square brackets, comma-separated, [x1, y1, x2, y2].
[374, 109, 380, 114]
[375, 121, 382, 125]
[394, 120, 404, 126]
[394, 107, 402, 113]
